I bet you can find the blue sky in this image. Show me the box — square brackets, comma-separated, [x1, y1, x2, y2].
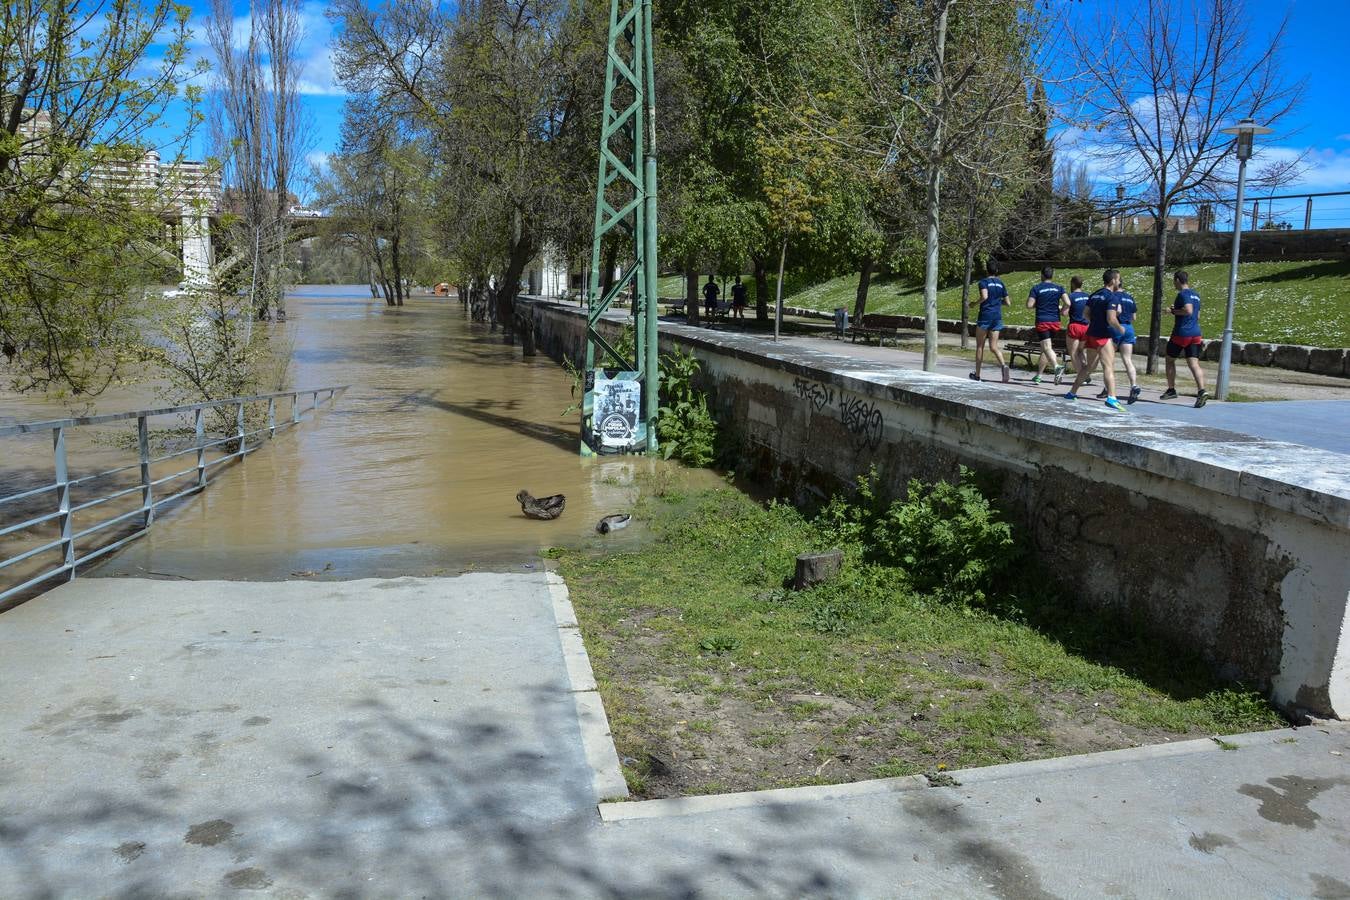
[154, 0, 1348, 202]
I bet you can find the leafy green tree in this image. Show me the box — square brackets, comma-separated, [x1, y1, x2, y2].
[0, 0, 202, 395]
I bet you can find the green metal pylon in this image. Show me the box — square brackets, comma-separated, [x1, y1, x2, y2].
[582, 0, 659, 456]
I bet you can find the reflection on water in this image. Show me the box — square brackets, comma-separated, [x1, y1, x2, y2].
[4, 286, 722, 579]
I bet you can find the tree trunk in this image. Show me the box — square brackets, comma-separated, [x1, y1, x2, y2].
[853, 257, 874, 322]
[774, 237, 788, 341]
[601, 240, 618, 299]
[921, 0, 951, 373]
[960, 240, 975, 350]
[500, 250, 530, 343]
[390, 234, 404, 306]
[685, 267, 700, 326]
[1147, 210, 1169, 374]
[753, 256, 769, 322]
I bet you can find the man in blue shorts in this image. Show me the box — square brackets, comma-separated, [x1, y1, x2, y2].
[1064, 269, 1127, 412]
[1026, 265, 1068, 384]
[971, 260, 1010, 383]
[1103, 281, 1141, 404]
[1162, 270, 1209, 408]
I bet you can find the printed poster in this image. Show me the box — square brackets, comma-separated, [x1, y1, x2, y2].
[582, 369, 646, 456]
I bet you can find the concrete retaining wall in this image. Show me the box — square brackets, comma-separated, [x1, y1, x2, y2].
[784, 308, 1349, 379]
[521, 298, 1350, 719]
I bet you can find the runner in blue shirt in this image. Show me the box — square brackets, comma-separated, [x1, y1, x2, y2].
[1061, 275, 1093, 387]
[1064, 269, 1127, 411]
[1110, 284, 1141, 404]
[971, 259, 1010, 383]
[1161, 270, 1209, 408]
[1025, 265, 1068, 385]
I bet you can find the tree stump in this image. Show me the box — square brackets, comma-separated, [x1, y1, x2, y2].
[793, 549, 843, 591]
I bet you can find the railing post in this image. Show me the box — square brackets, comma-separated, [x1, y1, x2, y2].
[195, 408, 207, 489]
[267, 397, 276, 438]
[138, 415, 153, 528]
[1305, 196, 1313, 231]
[236, 401, 246, 456]
[53, 427, 74, 580]
[292, 392, 301, 425]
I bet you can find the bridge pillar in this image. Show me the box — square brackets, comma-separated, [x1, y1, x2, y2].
[181, 212, 214, 287]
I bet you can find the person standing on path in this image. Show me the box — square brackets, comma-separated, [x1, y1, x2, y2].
[971, 260, 1010, 383]
[703, 276, 720, 320]
[1064, 269, 1127, 412]
[1026, 266, 1068, 384]
[1162, 271, 1210, 408]
[1061, 275, 1092, 387]
[731, 276, 747, 320]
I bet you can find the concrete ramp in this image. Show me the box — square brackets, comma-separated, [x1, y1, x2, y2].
[0, 574, 603, 896]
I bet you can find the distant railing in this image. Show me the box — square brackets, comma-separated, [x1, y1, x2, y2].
[0, 386, 347, 603]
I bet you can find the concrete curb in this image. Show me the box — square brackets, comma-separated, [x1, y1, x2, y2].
[597, 724, 1341, 822]
[544, 570, 630, 802]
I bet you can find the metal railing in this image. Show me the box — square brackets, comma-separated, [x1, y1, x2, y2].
[0, 386, 347, 603]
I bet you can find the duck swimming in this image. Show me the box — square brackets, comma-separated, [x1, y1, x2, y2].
[517, 489, 566, 520]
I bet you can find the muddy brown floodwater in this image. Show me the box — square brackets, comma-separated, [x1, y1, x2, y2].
[3, 286, 722, 582]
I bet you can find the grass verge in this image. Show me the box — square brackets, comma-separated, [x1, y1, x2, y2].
[767, 260, 1350, 348]
[551, 485, 1284, 799]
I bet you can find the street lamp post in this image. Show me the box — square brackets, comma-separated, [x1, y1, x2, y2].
[1215, 118, 1272, 401]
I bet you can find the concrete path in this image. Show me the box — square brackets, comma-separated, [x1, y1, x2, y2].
[0, 573, 607, 897]
[1, 573, 1347, 897]
[781, 331, 1350, 457]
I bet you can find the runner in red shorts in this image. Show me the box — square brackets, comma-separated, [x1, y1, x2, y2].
[1162, 270, 1209, 408]
[1025, 266, 1068, 384]
[1062, 275, 1091, 387]
[1064, 269, 1127, 412]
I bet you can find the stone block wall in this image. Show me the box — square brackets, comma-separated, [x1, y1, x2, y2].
[521, 298, 1350, 719]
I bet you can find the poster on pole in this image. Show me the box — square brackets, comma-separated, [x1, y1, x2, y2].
[582, 369, 645, 456]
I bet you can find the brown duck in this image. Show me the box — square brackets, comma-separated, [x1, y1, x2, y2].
[517, 489, 566, 520]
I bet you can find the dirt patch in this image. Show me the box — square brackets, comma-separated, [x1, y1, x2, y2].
[605, 640, 1212, 799]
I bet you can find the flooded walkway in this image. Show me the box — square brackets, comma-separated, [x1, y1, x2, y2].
[92, 287, 713, 580]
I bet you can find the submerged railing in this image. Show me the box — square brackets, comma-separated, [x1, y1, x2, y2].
[0, 387, 347, 603]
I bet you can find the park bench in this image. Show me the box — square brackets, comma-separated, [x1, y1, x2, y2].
[847, 313, 913, 346]
[1006, 331, 1068, 370]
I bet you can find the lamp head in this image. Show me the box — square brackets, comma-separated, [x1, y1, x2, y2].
[1220, 117, 1274, 162]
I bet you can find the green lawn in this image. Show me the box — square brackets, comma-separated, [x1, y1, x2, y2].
[552, 485, 1282, 799]
[663, 260, 1350, 348]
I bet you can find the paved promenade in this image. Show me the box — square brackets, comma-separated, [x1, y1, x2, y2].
[1, 572, 1346, 897]
[780, 330, 1350, 456]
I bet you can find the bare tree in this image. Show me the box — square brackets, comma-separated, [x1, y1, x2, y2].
[1070, 0, 1301, 373]
[206, 0, 311, 322]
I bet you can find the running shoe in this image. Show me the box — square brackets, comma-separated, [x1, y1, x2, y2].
[968, 372, 979, 381]
[1095, 388, 1109, 400]
[1063, 392, 1078, 400]
[1128, 385, 1142, 405]
[1001, 365, 1010, 384]
[1030, 375, 1042, 384]
[1160, 388, 1178, 400]
[1194, 389, 1209, 409]
[1104, 397, 1126, 412]
[1052, 365, 1065, 386]
[1084, 377, 1094, 386]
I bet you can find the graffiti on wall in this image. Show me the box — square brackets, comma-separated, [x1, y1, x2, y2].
[838, 396, 884, 452]
[789, 376, 885, 452]
[792, 377, 834, 413]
